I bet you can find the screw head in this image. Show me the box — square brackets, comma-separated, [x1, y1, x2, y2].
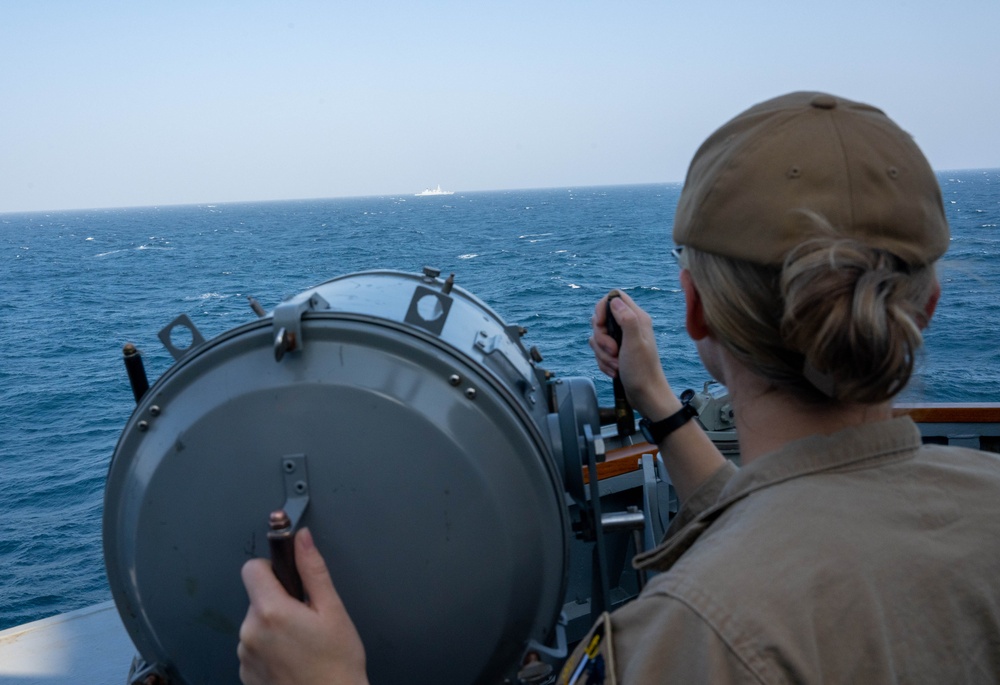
[465, 387, 477, 400]
[149, 405, 161, 416]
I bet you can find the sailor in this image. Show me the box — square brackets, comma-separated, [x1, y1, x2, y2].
[237, 92, 1000, 684]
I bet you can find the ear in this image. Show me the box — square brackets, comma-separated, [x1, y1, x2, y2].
[922, 278, 941, 327]
[680, 269, 711, 341]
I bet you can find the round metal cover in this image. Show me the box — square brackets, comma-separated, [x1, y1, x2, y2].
[104, 272, 569, 684]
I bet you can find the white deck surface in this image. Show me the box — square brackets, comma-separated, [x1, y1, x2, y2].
[0, 601, 137, 684]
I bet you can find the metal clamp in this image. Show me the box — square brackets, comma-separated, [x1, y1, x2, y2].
[272, 292, 330, 361]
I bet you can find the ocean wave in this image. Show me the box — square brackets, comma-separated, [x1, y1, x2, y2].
[185, 292, 228, 301]
[621, 285, 667, 293]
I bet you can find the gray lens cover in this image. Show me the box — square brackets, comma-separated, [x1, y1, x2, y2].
[104, 272, 568, 684]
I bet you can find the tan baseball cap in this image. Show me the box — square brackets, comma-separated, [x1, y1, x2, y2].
[672, 92, 949, 266]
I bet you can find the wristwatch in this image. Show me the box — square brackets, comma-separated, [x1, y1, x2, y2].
[639, 402, 699, 444]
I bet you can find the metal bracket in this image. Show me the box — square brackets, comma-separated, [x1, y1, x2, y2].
[474, 331, 504, 355]
[273, 292, 330, 361]
[583, 423, 611, 621]
[404, 284, 453, 336]
[641, 452, 678, 555]
[267, 454, 311, 600]
[526, 612, 568, 660]
[158, 314, 207, 362]
[127, 654, 169, 685]
[279, 454, 310, 528]
[602, 507, 647, 591]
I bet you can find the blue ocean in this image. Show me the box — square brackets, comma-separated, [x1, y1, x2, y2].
[1, 174, 999, 631]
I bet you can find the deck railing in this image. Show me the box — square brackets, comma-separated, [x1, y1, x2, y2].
[589, 403, 1000, 483]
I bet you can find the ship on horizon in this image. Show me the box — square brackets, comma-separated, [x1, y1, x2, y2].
[415, 184, 454, 196]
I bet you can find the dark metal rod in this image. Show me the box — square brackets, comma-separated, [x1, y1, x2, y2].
[248, 296, 267, 318]
[122, 343, 149, 404]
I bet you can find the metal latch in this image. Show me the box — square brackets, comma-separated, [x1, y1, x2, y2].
[268, 454, 311, 600]
[272, 291, 330, 361]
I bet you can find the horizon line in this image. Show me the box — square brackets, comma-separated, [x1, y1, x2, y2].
[3, 168, 998, 216]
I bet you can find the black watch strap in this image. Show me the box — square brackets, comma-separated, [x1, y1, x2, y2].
[639, 403, 698, 444]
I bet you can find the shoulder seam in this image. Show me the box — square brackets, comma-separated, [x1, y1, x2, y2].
[646, 588, 773, 685]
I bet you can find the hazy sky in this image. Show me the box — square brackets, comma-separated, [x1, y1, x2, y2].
[2, 1, 998, 213]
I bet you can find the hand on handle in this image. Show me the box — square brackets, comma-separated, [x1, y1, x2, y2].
[239, 528, 369, 685]
[605, 290, 637, 437]
[590, 290, 679, 422]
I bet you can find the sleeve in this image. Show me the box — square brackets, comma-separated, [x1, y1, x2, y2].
[609, 591, 763, 685]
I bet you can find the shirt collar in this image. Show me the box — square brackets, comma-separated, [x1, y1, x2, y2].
[719, 415, 923, 500]
[633, 416, 923, 572]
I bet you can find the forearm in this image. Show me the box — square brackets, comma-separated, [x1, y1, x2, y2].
[591, 292, 727, 502]
[639, 395, 726, 505]
[654, 420, 727, 505]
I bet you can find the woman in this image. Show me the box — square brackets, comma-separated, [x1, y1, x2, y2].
[238, 92, 1000, 684]
[581, 91, 1000, 683]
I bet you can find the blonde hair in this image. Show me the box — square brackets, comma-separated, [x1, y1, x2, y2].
[684, 215, 937, 403]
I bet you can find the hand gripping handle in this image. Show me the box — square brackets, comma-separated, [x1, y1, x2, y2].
[605, 290, 636, 438]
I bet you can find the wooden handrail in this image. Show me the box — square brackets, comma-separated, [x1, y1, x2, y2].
[893, 403, 1000, 423]
[583, 441, 658, 484]
[585, 403, 1000, 482]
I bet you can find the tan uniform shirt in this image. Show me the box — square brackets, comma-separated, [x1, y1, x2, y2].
[578, 417, 1000, 684]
